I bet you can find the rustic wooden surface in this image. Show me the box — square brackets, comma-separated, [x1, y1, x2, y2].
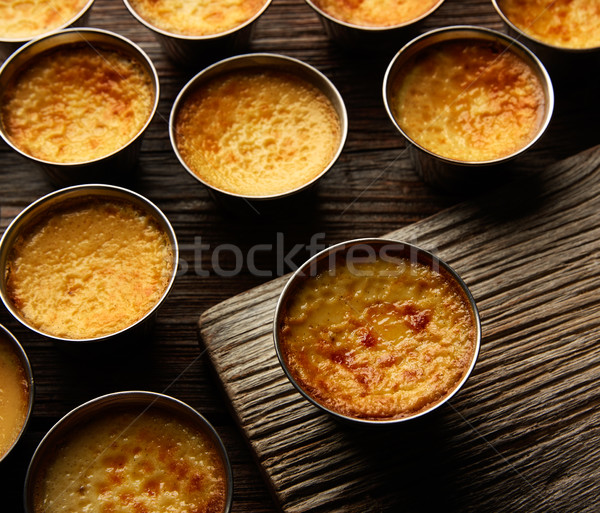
[200, 145, 600, 512]
[0, 0, 598, 511]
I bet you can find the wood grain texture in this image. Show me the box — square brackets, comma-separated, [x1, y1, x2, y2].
[0, 0, 598, 511]
[200, 145, 600, 513]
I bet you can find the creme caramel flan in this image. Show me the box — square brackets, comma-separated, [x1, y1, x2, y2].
[33, 409, 227, 513]
[127, 0, 268, 36]
[175, 68, 342, 197]
[498, 0, 600, 49]
[389, 38, 546, 162]
[0, 43, 154, 164]
[0, 0, 89, 40]
[278, 252, 477, 420]
[5, 197, 173, 340]
[312, 0, 442, 27]
[0, 332, 30, 458]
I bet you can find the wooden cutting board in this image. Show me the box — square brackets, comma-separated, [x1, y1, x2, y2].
[199, 146, 600, 513]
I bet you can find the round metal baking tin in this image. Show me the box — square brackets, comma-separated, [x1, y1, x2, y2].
[122, 0, 272, 67]
[0, 28, 160, 186]
[169, 52, 348, 212]
[304, 0, 445, 50]
[0, 184, 178, 349]
[0, 0, 95, 58]
[0, 323, 34, 464]
[491, 0, 600, 73]
[23, 391, 233, 513]
[382, 25, 555, 190]
[273, 237, 482, 426]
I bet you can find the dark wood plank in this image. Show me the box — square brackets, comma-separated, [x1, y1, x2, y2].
[200, 145, 600, 513]
[0, 0, 598, 511]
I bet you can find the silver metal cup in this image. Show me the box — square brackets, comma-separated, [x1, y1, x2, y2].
[122, 0, 272, 67]
[0, 28, 159, 186]
[0, 0, 95, 59]
[274, 237, 481, 426]
[491, 0, 600, 77]
[0, 323, 34, 463]
[0, 184, 178, 351]
[24, 391, 233, 513]
[169, 52, 348, 215]
[304, 0, 445, 51]
[383, 26, 554, 191]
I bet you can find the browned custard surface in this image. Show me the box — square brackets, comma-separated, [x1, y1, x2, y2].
[498, 0, 600, 49]
[279, 255, 477, 420]
[175, 69, 341, 197]
[390, 39, 546, 162]
[6, 198, 173, 340]
[1, 44, 154, 163]
[128, 0, 267, 36]
[312, 0, 441, 27]
[0, 0, 88, 39]
[0, 333, 29, 458]
[33, 409, 227, 513]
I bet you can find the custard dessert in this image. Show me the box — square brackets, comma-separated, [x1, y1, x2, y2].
[5, 197, 173, 340]
[0, 0, 89, 40]
[389, 38, 546, 162]
[498, 0, 600, 49]
[174, 69, 342, 197]
[127, 0, 268, 36]
[0, 332, 30, 459]
[311, 0, 442, 27]
[33, 409, 227, 513]
[0, 43, 154, 164]
[278, 253, 477, 420]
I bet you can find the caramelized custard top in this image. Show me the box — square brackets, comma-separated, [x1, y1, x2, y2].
[389, 38, 546, 162]
[279, 253, 477, 420]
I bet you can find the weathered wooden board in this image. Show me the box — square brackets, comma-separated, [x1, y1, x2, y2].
[199, 146, 600, 513]
[1, 0, 598, 511]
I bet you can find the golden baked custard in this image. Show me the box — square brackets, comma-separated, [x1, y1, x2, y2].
[312, 0, 441, 27]
[0, 44, 154, 164]
[0, 333, 30, 458]
[498, 0, 600, 49]
[128, 0, 267, 36]
[279, 254, 477, 420]
[5, 198, 173, 340]
[175, 69, 341, 197]
[0, 0, 88, 40]
[33, 409, 227, 513]
[389, 39, 546, 162]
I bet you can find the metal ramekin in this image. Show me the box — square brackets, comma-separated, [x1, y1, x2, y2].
[0, 0, 95, 59]
[492, 0, 600, 75]
[273, 238, 481, 426]
[24, 391, 233, 513]
[170, 52, 348, 214]
[0, 184, 178, 351]
[122, 0, 272, 67]
[0, 323, 34, 463]
[305, 0, 445, 51]
[383, 26, 554, 191]
[0, 28, 159, 187]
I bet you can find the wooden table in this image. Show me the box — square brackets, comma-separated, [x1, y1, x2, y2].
[1, 0, 598, 511]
